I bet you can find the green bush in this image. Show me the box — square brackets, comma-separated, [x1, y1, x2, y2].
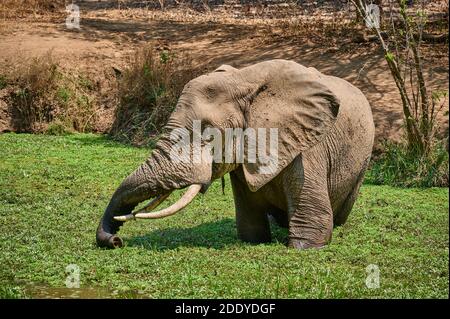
[366, 140, 449, 187]
[4, 52, 98, 133]
[45, 122, 73, 136]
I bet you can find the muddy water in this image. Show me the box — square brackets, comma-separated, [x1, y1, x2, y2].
[24, 284, 146, 299]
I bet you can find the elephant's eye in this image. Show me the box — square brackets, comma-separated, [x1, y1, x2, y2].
[204, 86, 216, 99]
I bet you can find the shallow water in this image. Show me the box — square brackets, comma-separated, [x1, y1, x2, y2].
[24, 284, 146, 299]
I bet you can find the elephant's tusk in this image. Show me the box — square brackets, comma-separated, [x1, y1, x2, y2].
[113, 191, 172, 222]
[134, 184, 201, 219]
[115, 184, 202, 221]
[141, 191, 173, 212]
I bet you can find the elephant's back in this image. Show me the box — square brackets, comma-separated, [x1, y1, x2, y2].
[324, 75, 375, 149]
[301, 65, 375, 143]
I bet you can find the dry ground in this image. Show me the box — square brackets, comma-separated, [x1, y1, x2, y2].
[0, 1, 448, 148]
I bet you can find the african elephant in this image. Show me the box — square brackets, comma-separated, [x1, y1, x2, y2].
[96, 59, 375, 250]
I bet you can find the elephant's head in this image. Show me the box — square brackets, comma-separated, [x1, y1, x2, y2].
[96, 59, 340, 248]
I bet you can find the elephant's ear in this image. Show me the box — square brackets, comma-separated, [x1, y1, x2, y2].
[214, 64, 237, 72]
[242, 71, 340, 192]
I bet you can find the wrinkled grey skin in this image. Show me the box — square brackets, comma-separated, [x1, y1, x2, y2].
[96, 59, 375, 250]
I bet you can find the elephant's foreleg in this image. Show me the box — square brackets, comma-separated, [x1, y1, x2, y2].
[230, 171, 271, 244]
[288, 174, 333, 250]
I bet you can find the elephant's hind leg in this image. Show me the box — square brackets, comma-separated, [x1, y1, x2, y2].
[333, 158, 369, 226]
[230, 170, 271, 244]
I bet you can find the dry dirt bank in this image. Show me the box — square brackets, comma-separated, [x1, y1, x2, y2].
[0, 4, 448, 148]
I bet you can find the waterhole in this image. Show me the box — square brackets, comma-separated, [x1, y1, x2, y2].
[23, 284, 146, 299]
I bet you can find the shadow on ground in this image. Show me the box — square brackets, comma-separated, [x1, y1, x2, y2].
[124, 218, 288, 250]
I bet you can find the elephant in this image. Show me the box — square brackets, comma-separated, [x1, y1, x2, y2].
[96, 59, 375, 250]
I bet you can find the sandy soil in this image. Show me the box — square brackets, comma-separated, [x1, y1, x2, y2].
[0, 3, 448, 148]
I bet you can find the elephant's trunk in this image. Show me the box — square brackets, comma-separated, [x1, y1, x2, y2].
[96, 208, 124, 249]
[96, 160, 159, 248]
[95, 131, 211, 248]
[95, 140, 196, 249]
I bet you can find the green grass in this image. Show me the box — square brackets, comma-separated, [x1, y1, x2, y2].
[0, 133, 448, 298]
